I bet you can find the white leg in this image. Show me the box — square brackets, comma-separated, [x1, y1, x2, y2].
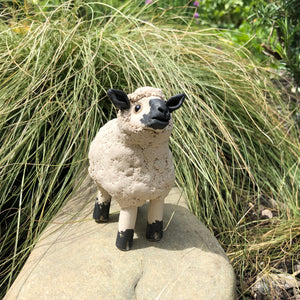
[118, 206, 138, 232]
[93, 186, 111, 222]
[116, 206, 138, 251]
[147, 198, 164, 241]
[96, 185, 110, 204]
[148, 198, 164, 224]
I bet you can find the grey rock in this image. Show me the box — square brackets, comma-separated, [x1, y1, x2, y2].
[5, 175, 235, 300]
[252, 273, 300, 299]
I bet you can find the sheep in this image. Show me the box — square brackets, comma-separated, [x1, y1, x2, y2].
[88, 86, 185, 251]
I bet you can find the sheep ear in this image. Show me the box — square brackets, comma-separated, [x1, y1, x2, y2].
[107, 89, 130, 110]
[166, 93, 185, 112]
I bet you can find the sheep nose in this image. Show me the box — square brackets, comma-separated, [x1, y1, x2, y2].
[141, 98, 171, 130]
[151, 99, 170, 120]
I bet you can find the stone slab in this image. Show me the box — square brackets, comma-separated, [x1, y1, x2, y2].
[5, 175, 236, 300]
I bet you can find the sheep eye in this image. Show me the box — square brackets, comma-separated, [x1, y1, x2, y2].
[134, 104, 142, 113]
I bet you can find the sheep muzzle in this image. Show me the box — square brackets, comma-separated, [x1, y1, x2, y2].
[140, 98, 171, 130]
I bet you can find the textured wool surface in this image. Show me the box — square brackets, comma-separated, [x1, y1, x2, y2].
[88, 87, 175, 209]
[127, 86, 165, 103]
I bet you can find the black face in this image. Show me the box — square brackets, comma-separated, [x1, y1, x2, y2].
[140, 99, 171, 130]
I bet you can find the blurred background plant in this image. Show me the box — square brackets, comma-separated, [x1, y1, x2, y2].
[142, 0, 300, 86]
[0, 1, 299, 299]
[248, 0, 300, 85]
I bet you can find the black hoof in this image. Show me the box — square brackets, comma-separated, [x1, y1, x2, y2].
[116, 229, 134, 251]
[146, 220, 163, 241]
[93, 198, 111, 223]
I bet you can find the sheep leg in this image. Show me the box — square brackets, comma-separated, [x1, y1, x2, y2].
[116, 206, 138, 251]
[93, 187, 111, 223]
[146, 198, 164, 241]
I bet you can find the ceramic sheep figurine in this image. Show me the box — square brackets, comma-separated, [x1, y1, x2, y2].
[88, 86, 185, 251]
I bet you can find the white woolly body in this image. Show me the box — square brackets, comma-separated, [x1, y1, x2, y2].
[88, 118, 175, 209]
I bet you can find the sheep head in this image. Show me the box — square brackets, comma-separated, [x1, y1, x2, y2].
[107, 87, 185, 131]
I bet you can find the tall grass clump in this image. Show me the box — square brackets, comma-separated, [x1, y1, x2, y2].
[0, 2, 113, 295]
[0, 1, 299, 298]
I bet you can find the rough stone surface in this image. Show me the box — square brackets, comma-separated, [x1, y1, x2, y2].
[5, 175, 236, 300]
